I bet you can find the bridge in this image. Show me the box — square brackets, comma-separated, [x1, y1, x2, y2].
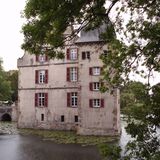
[0, 105, 18, 121]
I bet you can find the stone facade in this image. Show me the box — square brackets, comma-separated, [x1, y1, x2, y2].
[17, 26, 121, 136]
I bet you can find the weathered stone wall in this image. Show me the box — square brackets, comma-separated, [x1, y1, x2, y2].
[76, 43, 120, 135]
[18, 89, 78, 130]
[18, 52, 79, 130]
[18, 43, 121, 135]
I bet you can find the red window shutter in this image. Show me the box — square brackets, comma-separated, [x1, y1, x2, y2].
[66, 49, 70, 60]
[82, 52, 86, 60]
[89, 83, 93, 91]
[35, 70, 39, 84]
[36, 55, 39, 62]
[45, 55, 48, 61]
[101, 82, 104, 87]
[89, 99, 93, 108]
[66, 68, 70, 81]
[67, 93, 71, 107]
[45, 93, 48, 107]
[100, 67, 103, 74]
[35, 93, 38, 107]
[76, 48, 78, 59]
[77, 67, 79, 81]
[101, 99, 104, 107]
[45, 70, 48, 83]
[89, 67, 92, 75]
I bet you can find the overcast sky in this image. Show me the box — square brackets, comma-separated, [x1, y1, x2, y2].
[0, 0, 26, 71]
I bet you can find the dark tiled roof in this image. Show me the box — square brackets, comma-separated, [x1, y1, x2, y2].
[75, 23, 107, 43]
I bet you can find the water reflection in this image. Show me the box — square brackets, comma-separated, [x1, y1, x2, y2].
[0, 134, 101, 160]
[0, 119, 132, 160]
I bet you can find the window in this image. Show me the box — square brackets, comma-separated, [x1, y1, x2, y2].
[67, 67, 78, 82]
[89, 82, 100, 91]
[82, 51, 90, 60]
[39, 70, 45, 83]
[41, 114, 44, 121]
[70, 49, 78, 60]
[39, 55, 46, 62]
[71, 92, 78, 107]
[61, 115, 65, 122]
[93, 67, 101, 75]
[67, 92, 78, 107]
[38, 93, 45, 106]
[36, 54, 48, 62]
[70, 67, 78, 81]
[75, 115, 78, 122]
[35, 70, 48, 84]
[35, 93, 48, 107]
[93, 82, 100, 91]
[93, 99, 100, 107]
[89, 67, 101, 75]
[66, 48, 78, 60]
[89, 99, 104, 108]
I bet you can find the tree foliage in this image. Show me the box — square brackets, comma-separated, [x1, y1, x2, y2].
[120, 81, 149, 114]
[0, 59, 11, 101]
[120, 81, 160, 159]
[6, 70, 18, 102]
[98, 143, 122, 160]
[22, 0, 160, 86]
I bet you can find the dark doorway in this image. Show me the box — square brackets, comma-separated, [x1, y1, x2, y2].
[1, 113, 12, 121]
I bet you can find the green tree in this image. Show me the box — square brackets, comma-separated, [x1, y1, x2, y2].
[6, 70, 18, 102]
[22, 0, 160, 85]
[120, 81, 149, 114]
[0, 58, 11, 101]
[124, 83, 160, 159]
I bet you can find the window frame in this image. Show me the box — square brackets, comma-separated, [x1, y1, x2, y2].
[93, 82, 100, 91]
[70, 67, 78, 82]
[35, 93, 48, 107]
[71, 92, 78, 107]
[39, 70, 46, 84]
[38, 93, 45, 107]
[36, 54, 48, 63]
[39, 54, 46, 62]
[82, 51, 90, 60]
[41, 114, 44, 121]
[93, 67, 101, 76]
[93, 99, 101, 108]
[36, 70, 48, 84]
[70, 48, 78, 60]
[75, 115, 78, 122]
[61, 115, 65, 122]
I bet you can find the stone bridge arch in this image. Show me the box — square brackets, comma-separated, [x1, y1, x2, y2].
[1, 113, 12, 121]
[0, 105, 17, 122]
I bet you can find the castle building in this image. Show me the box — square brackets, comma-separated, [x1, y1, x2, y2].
[17, 25, 120, 135]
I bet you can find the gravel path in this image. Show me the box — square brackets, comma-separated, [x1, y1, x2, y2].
[0, 122, 18, 135]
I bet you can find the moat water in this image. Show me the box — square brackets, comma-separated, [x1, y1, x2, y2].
[0, 134, 102, 160]
[0, 120, 130, 160]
